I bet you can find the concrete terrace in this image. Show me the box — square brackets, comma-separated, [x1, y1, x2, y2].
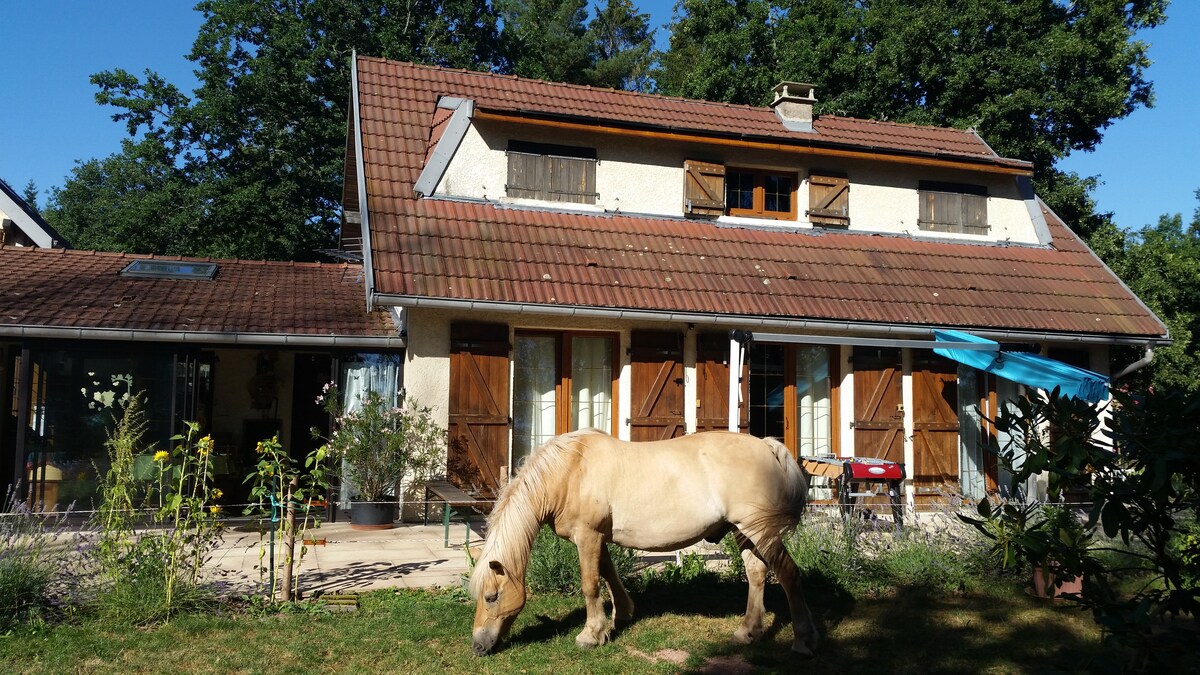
[207, 521, 482, 596]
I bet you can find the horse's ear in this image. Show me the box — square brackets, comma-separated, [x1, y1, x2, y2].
[489, 560, 507, 576]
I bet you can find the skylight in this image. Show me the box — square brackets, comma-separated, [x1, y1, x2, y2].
[120, 259, 218, 280]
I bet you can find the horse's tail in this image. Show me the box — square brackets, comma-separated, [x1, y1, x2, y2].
[738, 437, 808, 568]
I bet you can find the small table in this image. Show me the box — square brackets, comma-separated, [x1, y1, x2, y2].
[423, 479, 489, 548]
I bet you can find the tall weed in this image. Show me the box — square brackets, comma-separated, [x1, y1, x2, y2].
[87, 397, 221, 624]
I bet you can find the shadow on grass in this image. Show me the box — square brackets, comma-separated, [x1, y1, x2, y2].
[506, 572, 1113, 674]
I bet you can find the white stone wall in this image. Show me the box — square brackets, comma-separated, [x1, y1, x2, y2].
[435, 118, 1043, 244]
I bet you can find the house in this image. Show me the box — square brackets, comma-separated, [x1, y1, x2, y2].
[1, 178, 66, 248]
[0, 243, 403, 514]
[342, 56, 1167, 510]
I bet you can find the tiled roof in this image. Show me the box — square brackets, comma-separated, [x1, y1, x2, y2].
[357, 57, 1028, 169]
[0, 247, 396, 339]
[354, 57, 1166, 340]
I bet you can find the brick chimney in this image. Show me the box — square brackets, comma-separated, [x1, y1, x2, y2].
[771, 82, 817, 133]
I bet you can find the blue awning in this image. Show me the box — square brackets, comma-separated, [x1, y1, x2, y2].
[933, 329, 1110, 403]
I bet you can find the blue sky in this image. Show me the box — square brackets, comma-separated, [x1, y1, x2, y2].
[1, 1, 1196, 232]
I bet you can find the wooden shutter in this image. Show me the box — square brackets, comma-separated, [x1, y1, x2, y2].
[547, 155, 597, 204]
[696, 333, 749, 433]
[852, 347, 903, 464]
[629, 330, 685, 441]
[918, 182, 988, 234]
[448, 322, 511, 496]
[912, 355, 961, 505]
[960, 193, 987, 235]
[807, 173, 849, 227]
[683, 160, 726, 218]
[507, 150, 545, 200]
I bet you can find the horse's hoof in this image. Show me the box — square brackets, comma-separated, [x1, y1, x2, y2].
[790, 634, 818, 657]
[575, 630, 610, 649]
[732, 626, 762, 644]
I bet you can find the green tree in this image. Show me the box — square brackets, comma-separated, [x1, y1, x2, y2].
[21, 180, 39, 211]
[1097, 192, 1200, 392]
[585, 0, 655, 90]
[498, 0, 654, 89]
[47, 0, 500, 260]
[498, 0, 592, 82]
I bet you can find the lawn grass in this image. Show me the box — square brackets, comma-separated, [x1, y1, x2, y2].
[0, 579, 1111, 674]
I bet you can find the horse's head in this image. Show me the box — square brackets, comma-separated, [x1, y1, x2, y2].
[471, 559, 526, 656]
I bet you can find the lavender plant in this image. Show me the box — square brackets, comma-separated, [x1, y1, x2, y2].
[0, 486, 79, 631]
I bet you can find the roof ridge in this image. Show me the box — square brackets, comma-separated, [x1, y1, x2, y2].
[363, 56, 1009, 144]
[363, 57, 771, 115]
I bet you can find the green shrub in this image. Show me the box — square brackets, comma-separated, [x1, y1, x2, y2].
[641, 551, 715, 586]
[720, 532, 745, 581]
[787, 511, 986, 596]
[525, 526, 639, 593]
[0, 487, 74, 631]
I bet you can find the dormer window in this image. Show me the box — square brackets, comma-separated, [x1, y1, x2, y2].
[506, 141, 597, 205]
[918, 181, 988, 235]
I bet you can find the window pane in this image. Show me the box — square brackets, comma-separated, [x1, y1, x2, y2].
[764, 174, 792, 214]
[23, 349, 175, 512]
[957, 365, 986, 500]
[748, 344, 785, 440]
[570, 336, 612, 432]
[726, 171, 755, 211]
[795, 346, 830, 457]
[513, 335, 558, 468]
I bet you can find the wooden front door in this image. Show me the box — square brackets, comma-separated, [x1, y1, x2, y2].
[448, 322, 510, 496]
[853, 347, 903, 463]
[913, 355, 961, 503]
[629, 330, 685, 441]
[696, 333, 748, 433]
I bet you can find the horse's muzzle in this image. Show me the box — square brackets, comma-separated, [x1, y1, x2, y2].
[472, 628, 498, 656]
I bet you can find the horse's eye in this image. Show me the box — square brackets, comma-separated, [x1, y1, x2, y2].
[484, 592, 498, 604]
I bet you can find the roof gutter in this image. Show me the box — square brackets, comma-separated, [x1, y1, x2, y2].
[373, 293, 1170, 347]
[351, 50, 378, 312]
[0, 324, 405, 348]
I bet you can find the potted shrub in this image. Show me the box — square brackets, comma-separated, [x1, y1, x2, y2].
[317, 386, 446, 530]
[1031, 504, 1090, 599]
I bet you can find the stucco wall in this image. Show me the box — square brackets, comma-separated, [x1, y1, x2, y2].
[435, 118, 1042, 244]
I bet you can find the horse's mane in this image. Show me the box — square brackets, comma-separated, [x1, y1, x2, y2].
[468, 429, 597, 598]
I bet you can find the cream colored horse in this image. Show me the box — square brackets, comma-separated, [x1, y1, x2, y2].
[469, 429, 818, 656]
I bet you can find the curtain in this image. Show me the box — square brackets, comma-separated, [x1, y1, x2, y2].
[795, 346, 831, 457]
[337, 354, 400, 507]
[570, 336, 612, 432]
[512, 336, 557, 469]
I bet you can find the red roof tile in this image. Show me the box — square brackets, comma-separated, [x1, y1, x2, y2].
[358, 57, 1027, 169]
[354, 57, 1166, 340]
[0, 247, 396, 339]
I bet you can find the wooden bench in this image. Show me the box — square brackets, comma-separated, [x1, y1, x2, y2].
[423, 479, 489, 548]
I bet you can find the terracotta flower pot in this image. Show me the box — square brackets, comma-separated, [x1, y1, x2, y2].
[1032, 564, 1084, 599]
[350, 501, 397, 530]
